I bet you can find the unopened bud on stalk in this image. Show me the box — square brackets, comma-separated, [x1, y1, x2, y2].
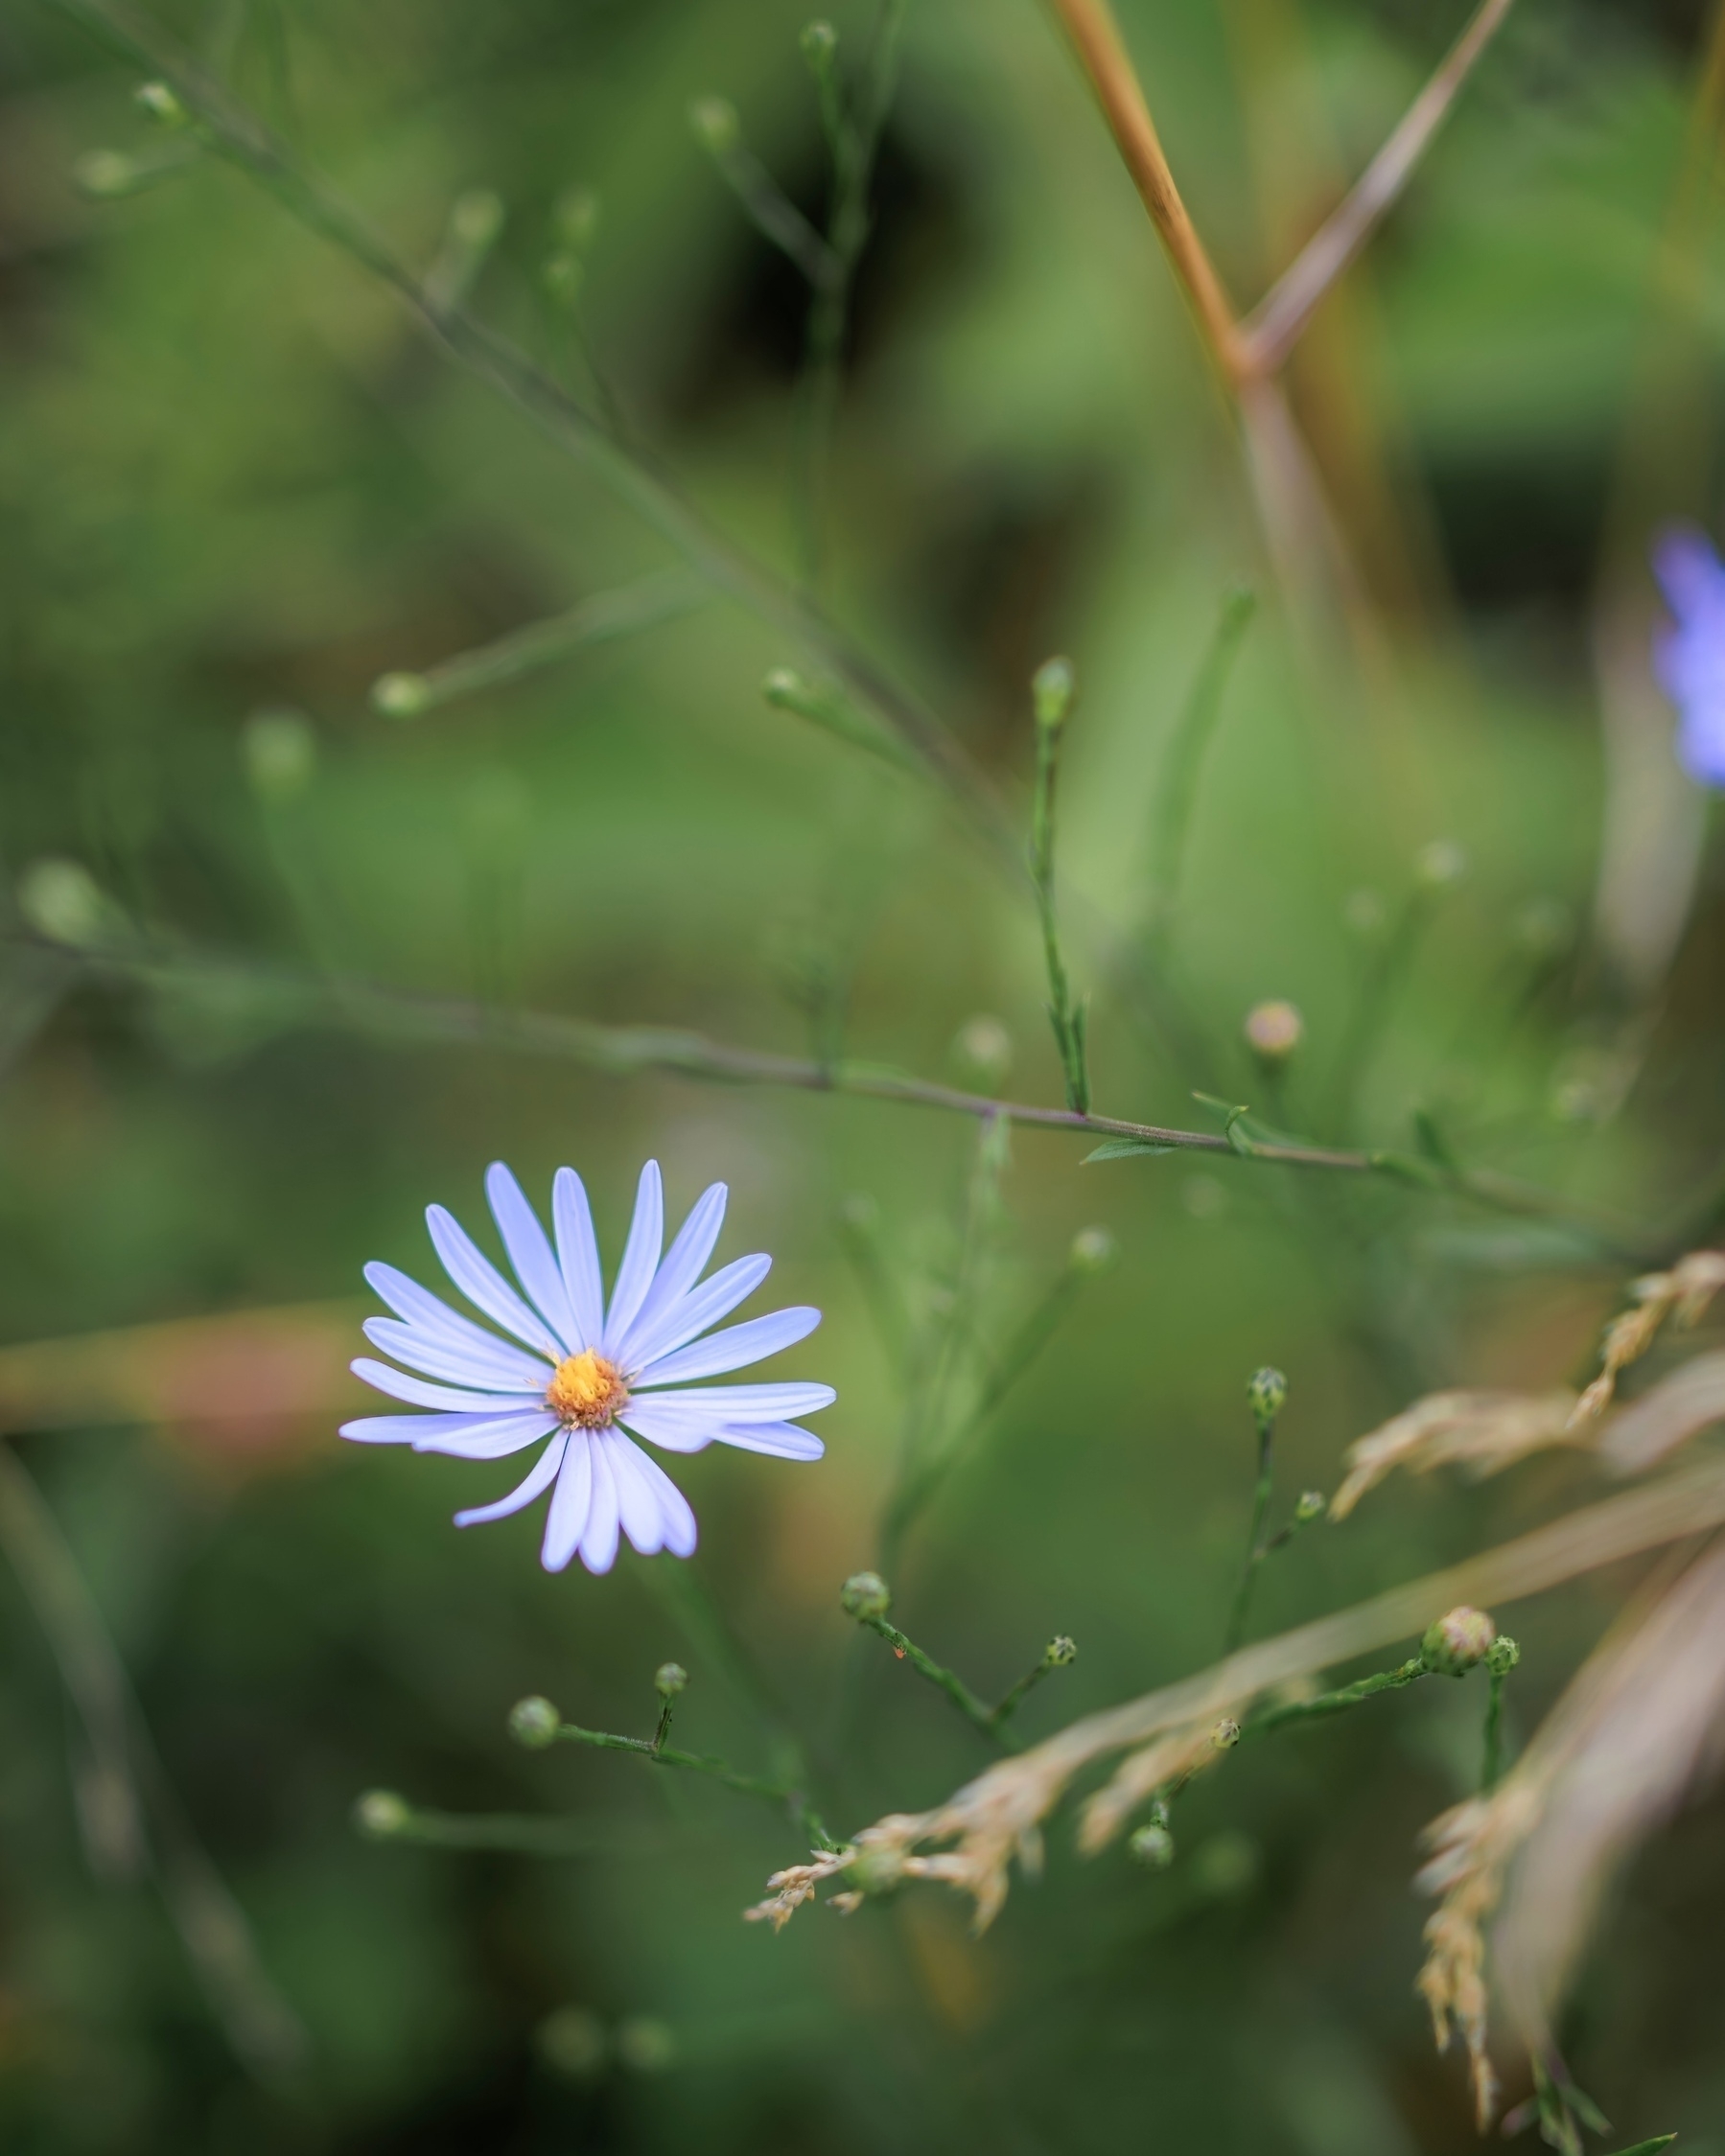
[1031, 656, 1075, 734]
[950, 1013, 1013, 1091]
[18, 858, 112, 948]
[1420, 1606, 1497, 1678]
[841, 1571, 891, 1620]
[616, 2017, 676, 2073]
[1130, 1821, 1175, 1868]
[134, 80, 188, 128]
[1043, 1634, 1078, 1667]
[1485, 1634, 1521, 1678]
[1247, 1366, 1287, 1428]
[242, 708, 316, 802]
[800, 19, 838, 65]
[1294, 1490, 1326, 1523]
[449, 187, 504, 251]
[508, 1694, 562, 1749]
[654, 1661, 688, 1699]
[1210, 1717, 1241, 1750]
[555, 185, 601, 252]
[689, 96, 740, 152]
[354, 1789, 411, 1839]
[371, 670, 430, 719]
[74, 150, 140, 199]
[1417, 839, 1467, 889]
[1067, 1226, 1114, 1276]
[1243, 1000, 1303, 1070]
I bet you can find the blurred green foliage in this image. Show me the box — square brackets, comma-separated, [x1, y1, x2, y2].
[3, 0, 1725, 2149]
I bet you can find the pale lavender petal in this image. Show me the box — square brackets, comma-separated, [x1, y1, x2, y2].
[622, 1253, 771, 1374]
[632, 1379, 836, 1421]
[614, 1397, 721, 1453]
[601, 1160, 663, 1356]
[604, 1429, 665, 1556]
[635, 1306, 820, 1387]
[542, 1432, 594, 1572]
[364, 1263, 552, 1386]
[428, 1203, 566, 1359]
[351, 1356, 545, 1414]
[454, 1435, 567, 1528]
[579, 1437, 620, 1574]
[362, 1315, 551, 1394]
[620, 1440, 698, 1556]
[338, 1409, 554, 1454]
[710, 1420, 825, 1460]
[486, 1162, 578, 1349]
[552, 1167, 605, 1350]
[610, 1181, 727, 1371]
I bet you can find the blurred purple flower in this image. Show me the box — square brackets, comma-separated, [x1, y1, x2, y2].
[342, 1160, 832, 1574]
[1651, 525, 1725, 786]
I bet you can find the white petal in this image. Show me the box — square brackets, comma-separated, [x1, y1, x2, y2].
[619, 1439, 698, 1556]
[624, 1253, 771, 1373]
[614, 1397, 720, 1454]
[552, 1167, 605, 1350]
[600, 1160, 663, 1356]
[428, 1203, 566, 1359]
[362, 1315, 552, 1395]
[635, 1307, 820, 1387]
[542, 1433, 594, 1572]
[711, 1420, 825, 1461]
[633, 1380, 836, 1421]
[455, 1435, 567, 1528]
[579, 1437, 620, 1574]
[604, 1429, 665, 1556]
[486, 1162, 578, 1349]
[338, 1409, 555, 1456]
[364, 1263, 552, 1386]
[351, 1357, 544, 1414]
[610, 1181, 726, 1370]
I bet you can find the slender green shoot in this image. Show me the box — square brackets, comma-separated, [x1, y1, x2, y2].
[354, 1792, 658, 1856]
[688, 97, 840, 287]
[990, 1636, 1077, 1729]
[1480, 1634, 1519, 1791]
[1143, 589, 1256, 944]
[1224, 1368, 1287, 1654]
[1244, 1656, 1430, 1737]
[1029, 658, 1089, 1113]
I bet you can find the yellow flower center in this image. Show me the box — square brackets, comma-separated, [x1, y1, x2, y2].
[545, 1349, 629, 1428]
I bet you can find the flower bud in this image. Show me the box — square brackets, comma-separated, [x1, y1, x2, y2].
[1417, 839, 1467, 889]
[1067, 1225, 1114, 1276]
[950, 1013, 1013, 1091]
[537, 2004, 606, 2079]
[449, 187, 504, 252]
[616, 2017, 676, 2073]
[371, 670, 430, 719]
[1420, 1606, 1497, 1678]
[1294, 1490, 1326, 1523]
[18, 858, 111, 948]
[654, 1661, 688, 1699]
[800, 19, 838, 65]
[354, 1789, 411, 1840]
[1247, 1366, 1287, 1427]
[74, 149, 141, 199]
[555, 186, 601, 252]
[1210, 1717, 1241, 1750]
[1031, 656, 1075, 733]
[1243, 999, 1304, 1069]
[1343, 888, 1386, 939]
[1043, 1634, 1078, 1667]
[509, 1694, 562, 1749]
[134, 80, 188, 128]
[1129, 1821, 1175, 1869]
[242, 707, 316, 803]
[689, 96, 739, 152]
[841, 1570, 891, 1620]
[1485, 1634, 1521, 1678]
[541, 251, 584, 307]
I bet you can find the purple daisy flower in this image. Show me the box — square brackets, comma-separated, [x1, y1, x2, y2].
[341, 1161, 832, 1574]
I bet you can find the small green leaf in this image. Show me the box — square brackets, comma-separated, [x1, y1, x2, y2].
[1603, 2137, 1676, 2155]
[1369, 1149, 1446, 1188]
[1412, 1105, 1463, 1175]
[1083, 1139, 1176, 1163]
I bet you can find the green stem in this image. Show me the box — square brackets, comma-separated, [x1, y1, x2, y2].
[548, 1718, 838, 1849]
[1224, 1418, 1277, 1655]
[854, 1612, 1015, 1748]
[1244, 1657, 1429, 1737]
[1481, 1666, 1508, 1791]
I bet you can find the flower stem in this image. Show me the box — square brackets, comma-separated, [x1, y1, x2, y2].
[1244, 1656, 1430, 1737]
[1224, 1413, 1278, 1655]
[547, 1718, 839, 1849]
[1481, 1665, 1509, 1791]
[852, 1611, 1015, 1748]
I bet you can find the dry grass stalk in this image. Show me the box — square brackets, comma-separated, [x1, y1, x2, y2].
[1599, 1346, 1725, 1473]
[1571, 1248, 1725, 1425]
[1330, 1389, 1582, 1519]
[748, 1456, 1725, 1932]
[1078, 1720, 1236, 1854]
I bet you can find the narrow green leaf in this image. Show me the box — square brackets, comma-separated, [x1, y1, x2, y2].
[1604, 2136, 1677, 2154]
[1083, 1139, 1176, 1163]
[1412, 1105, 1464, 1176]
[1369, 1149, 1446, 1188]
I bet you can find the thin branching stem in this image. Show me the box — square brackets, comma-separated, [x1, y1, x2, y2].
[1244, 1655, 1430, 1736]
[1224, 1412, 1277, 1654]
[547, 1716, 838, 1849]
[852, 1610, 1016, 1747]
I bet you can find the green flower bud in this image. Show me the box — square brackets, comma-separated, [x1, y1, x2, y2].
[1243, 999, 1304, 1069]
[616, 2016, 676, 2073]
[1294, 1490, 1326, 1523]
[1247, 1366, 1287, 1426]
[134, 81, 188, 128]
[800, 19, 838, 65]
[1343, 888, 1387, 939]
[1031, 656, 1075, 733]
[354, 1789, 411, 1840]
[18, 858, 112, 948]
[241, 707, 316, 803]
[371, 670, 430, 719]
[537, 2004, 607, 2079]
[654, 1661, 688, 1699]
[1044, 1634, 1078, 1667]
[509, 1695, 562, 1749]
[1067, 1225, 1115, 1276]
[950, 1013, 1013, 1091]
[1485, 1634, 1521, 1678]
[449, 187, 504, 251]
[689, 96, 739, 153]
[1129, 1821, 1175, 1868]
[74, 149, 140, 199]
[1417, 839, 1467, 890]
[555, 185, 601, 253]
[1420, 1606, 1497, 1678]
[1210, 1717, 1241, 1750]
[841, 1570, 891, 1620]
[542, 250, 584, 306]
